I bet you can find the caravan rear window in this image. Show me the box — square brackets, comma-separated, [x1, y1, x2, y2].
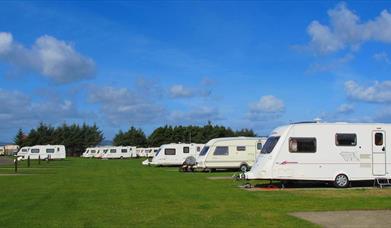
[199, 146, 209, 156]
[46, 149, 55, 153]
[289, 137, 316, 153]
[31, 149, 40, 153]
[261, 137, 280, 154]
[183, 147, 189, 153]
[213, 146, 229, 156]
[165, 148, 176, 155]
[336, 134, 357, 146]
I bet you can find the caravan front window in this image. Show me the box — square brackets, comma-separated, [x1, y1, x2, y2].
[31, 149, 40, 153]
[261, 137, 280, 154]
[91, 150, 96, 153]
[289, 137, 316, 153]
[155, 149, 161, 155]
[103, 149, 108, 154]
[199, 146, 209, 156]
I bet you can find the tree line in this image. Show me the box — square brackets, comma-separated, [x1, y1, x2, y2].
[113, 123, 256, 147]
[14, 122, 256, 156]
[14, 123, 104, 156]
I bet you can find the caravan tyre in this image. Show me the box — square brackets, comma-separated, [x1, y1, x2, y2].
[334, 174, 349, 188]
[239, 164, 249, 172]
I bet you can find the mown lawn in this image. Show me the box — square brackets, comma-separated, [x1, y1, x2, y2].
[0, 158, 391, 227]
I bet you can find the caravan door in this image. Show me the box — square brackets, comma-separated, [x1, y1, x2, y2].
[372, 130, 386, 176]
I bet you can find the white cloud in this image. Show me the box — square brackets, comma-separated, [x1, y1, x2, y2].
[247, 95, 285, 121]
[373, 52, 391, 64]
[345, 80, 391, 103]
[168, 83, 212, 98]
[89, 85, 164, 125]
[250, 95, 285, 113]
[0, 88, 87, 131]
[306, 2, 391, 54]
[169, 107, 222, 125]
[169, 84, 193, 98]
[306, 53, 354, 73]
[0, 32, 95, 83]
[337, 103, 354, 114]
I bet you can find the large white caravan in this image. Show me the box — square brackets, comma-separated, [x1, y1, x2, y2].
[21, 145, 66, 160]
[195, 137, 267, 172]
[101, 146, 135, 159]
[244, 122, 391, 187]
[147, 143, 204, 166]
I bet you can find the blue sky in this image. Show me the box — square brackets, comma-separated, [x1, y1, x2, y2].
[1, 1, 391, 142]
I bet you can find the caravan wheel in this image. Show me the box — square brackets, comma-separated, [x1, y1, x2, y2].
[334, 174, 349, 188]
[239, 164, 249, 172]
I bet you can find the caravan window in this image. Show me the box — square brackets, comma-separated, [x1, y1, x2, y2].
[22, 149, 28, 152]
[165, 148, 176, 155]
[336, 134, 357, 146]
[237, 146, 246, 151]
[183, 147, 190, 153]
[375, 133, 384, 146]
[31, 149, 40, 153]
[289, 137, 316, 153]
[91, 150, 96, 153]
[197, 147, 201, 152]
[199, 146, 209, 156]
[121, 149, 127, 153]
[46, 149, 55, 153]
[214, 146, 229, 156]
[110, 149, 116, 153]
[257, 143, 262, 150]
[261, 137, 280, 154]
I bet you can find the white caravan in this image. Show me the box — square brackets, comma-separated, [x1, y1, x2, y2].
[22, 145, 66, 160]
[101, 146, 135, 159]
[244, 122, 391, 188]
[195, 137, 267, 172]
[136, 148, 148, 157]
[17, 147, 31, 158]
[82, 147, 96, 158]
[94, 147, 107, 158]
[147, 143, 204, 166]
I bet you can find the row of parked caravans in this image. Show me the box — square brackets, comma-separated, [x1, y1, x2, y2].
[143, 137, 268, 172]
[16, 145, 66, 160]
[81, 147, 160, 159]
[145, 122, 391, 188]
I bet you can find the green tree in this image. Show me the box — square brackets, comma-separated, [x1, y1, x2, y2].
[14, 128, 26, 147]
[113, 127, 147, 147]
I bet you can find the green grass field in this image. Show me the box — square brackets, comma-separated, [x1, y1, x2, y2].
[1, 158, 391, 227]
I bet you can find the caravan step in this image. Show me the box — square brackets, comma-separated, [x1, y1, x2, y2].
[374, 178, 391, 188]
